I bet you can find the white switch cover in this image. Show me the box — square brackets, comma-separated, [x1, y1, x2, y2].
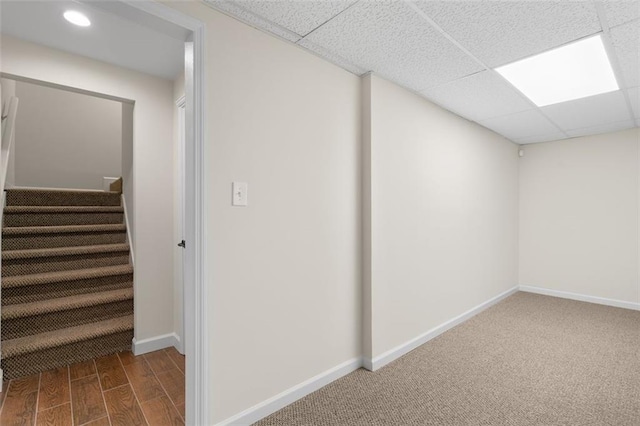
[232, 182, 248, 206]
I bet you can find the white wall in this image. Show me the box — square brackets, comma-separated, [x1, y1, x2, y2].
[519, 128, 639, 305]
[13, 81, 122, 190]
[364, 74, 519, 360]
[168, 3, 362, 423]
[0, 35, 176, 342]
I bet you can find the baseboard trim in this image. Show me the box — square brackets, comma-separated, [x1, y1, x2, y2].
[519, 285, 640, 311]
[215, 357, 363, 426]
[132, 332, 181, 355]
[363, 286, 519, 371]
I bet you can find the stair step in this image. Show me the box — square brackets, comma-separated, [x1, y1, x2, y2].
[3, 315, 133, 357]
[2, 288, 133, 320]
[2, 264, 134, 289]
[1, 315, 133, 379]
[3, 206, 124, 227]
[4, 206, 124, 213]
[2, 224, 126, 235]
[2, 289, 134, 340]
[2, 224, 127, 250]
[5, 188, 121, 207]
[2, 273, 132, 305]
[2, 243, 130, 260]
[2, 244, 130, 276]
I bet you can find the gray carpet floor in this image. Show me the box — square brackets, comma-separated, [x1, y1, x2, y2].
[256, 292, 640, 425]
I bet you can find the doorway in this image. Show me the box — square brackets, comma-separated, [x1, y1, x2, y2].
[0, 1, 207, 423]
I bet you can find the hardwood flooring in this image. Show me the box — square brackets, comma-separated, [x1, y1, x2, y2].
[0, 347, 185, 425]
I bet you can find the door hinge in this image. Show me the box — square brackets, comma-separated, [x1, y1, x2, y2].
[178, 240, 186, 248]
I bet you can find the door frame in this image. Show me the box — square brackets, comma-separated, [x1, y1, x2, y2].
[117, 2, 208, 424]
[175, 95, 186, 355]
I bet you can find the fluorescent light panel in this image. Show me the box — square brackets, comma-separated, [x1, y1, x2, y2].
[496, 35, 618, 107]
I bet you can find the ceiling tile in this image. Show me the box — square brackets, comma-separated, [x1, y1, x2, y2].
[541, 91, 632, 130]
[515, 132, 567, 145]
[302, 0, 483, 91]
[204, 1, 301, 42]
[297, 38, 366, 75]
[413, 1, 601, 67]
[420, 70, 532, 122]
[610, 20, 640, 88]
[566, 119, 636, 137]
[228, 0, 357, 36]
[602, 1, 640, 28]
[628, 87, 640, 119]
[479, 109, 560, 140]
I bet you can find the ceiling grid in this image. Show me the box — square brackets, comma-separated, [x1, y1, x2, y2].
[594, 1, 640, 127]
[401, 0, 570, 139]
[203, 0, 639, 144]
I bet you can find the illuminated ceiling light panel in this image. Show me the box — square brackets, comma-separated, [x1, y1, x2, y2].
[496, 35, 619, 107]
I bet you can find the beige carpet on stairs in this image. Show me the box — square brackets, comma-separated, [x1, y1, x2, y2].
[256, 292, 640, 426]
[1, 188, 134, 380]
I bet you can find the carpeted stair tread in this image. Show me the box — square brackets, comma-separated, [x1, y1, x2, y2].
[2, 224, 126, 235]
[3, 243, 130, 260]
[2, 315, 133, 358]
[2, 288, 133, 320]
[4, 206, 124, 213]
[2, 186, 133, 379]
[5, 188, 121, 206]
[3, 206, 125, 227]
[2, 264, 134, 289]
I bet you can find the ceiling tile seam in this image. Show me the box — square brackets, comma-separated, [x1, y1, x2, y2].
[594, 1, 640, 127]
[300, 0, 362, 39]
[400, 1, 488, 74]
[297, 38, 367, 75]
[401, 0, 570, 138]
[609, 16, 640, 30]
[566, 118, 636, 132]
[201, 1, 366, 76]
[203, 0, 303, 41]
[417, 70, 486, 93]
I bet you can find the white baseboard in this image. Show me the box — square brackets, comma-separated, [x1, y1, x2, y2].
[132, 332, 181, 355]
[519, 285, 640, 311]
[215, 357, 363, 426]
[363, 286, 519, 371]
[218, 284, 640, 424]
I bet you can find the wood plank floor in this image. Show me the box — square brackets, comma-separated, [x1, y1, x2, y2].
[0, 347, 185, 426]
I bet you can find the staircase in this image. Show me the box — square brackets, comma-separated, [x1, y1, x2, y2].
[1, 188, 134, 380]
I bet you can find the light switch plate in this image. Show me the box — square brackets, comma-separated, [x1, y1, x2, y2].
[232, 182, 248, 206]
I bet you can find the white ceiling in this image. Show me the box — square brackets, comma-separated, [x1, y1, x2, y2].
[0, 1, 187, 80]
[207, 0, 640, 144]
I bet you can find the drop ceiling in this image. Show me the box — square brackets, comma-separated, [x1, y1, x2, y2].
[0, 1, 186, 80]
[206, 0, 640, 144]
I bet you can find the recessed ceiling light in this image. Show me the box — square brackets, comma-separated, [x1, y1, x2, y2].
[63, 10, 91, 27]
[495, 35, 619, 107]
